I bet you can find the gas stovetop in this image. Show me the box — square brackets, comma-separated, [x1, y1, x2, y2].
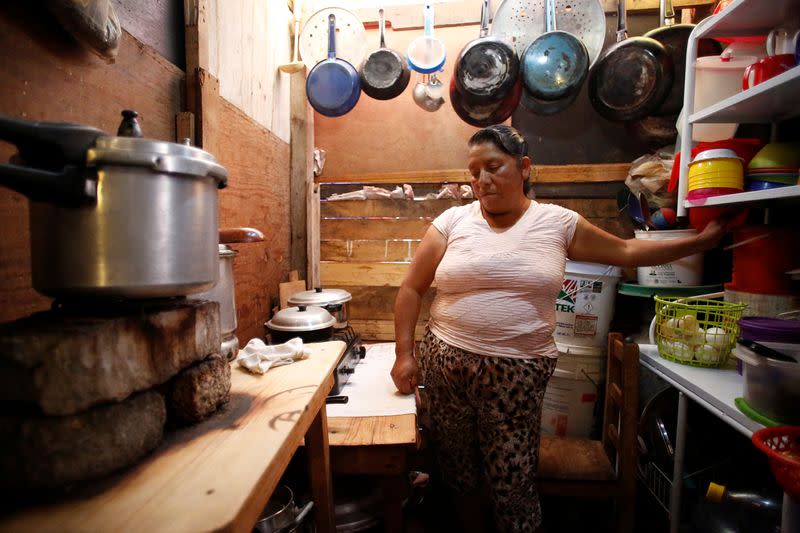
[329, 326, 365, 396]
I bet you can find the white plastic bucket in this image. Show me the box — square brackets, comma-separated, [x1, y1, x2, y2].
[554, 261, 622, 348]
[542, 343, 605, 438]
[634, 229, 703, 287]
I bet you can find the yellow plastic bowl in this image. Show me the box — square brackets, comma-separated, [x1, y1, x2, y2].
[688, 158, 743, 189]
[688, 174, 744, 191]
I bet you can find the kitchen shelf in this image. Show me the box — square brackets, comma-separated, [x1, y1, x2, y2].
[683, 185, 800, 208]
[689, 67, 800, 124]
[696, 0, 800, 38]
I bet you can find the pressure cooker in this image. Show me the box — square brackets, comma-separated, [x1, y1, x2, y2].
[287, 287, 352, 329]
[265, 305, 336, 344]
[0, 111, 228, 300]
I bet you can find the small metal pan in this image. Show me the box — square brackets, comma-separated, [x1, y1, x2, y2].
[359, 9, 410, 101]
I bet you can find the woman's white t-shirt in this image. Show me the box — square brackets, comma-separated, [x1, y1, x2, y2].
[429, 200, 579, 359]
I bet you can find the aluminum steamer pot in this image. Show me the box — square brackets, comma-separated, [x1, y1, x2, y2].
[191, 228, 265, 361]
[0, 113, 228, 299]
[287, 287, 352, 329]
[265, 305, 336, 344]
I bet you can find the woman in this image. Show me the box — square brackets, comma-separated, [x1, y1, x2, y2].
[391, 125, 726, 533]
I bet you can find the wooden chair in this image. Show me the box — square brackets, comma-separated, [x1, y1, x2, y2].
[537, 332, 640, 533]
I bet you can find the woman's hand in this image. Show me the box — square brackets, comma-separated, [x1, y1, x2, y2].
[391, 353, 418, 394]
[696, 218, 729, 251]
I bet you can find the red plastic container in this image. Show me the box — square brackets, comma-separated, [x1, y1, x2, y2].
[752, 426, 800, 501]
[687, 188, 749, 232]
[731, 226, 800, 295]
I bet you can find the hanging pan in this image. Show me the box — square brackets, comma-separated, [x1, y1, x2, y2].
[450, 75, 523, 127]
[359, 9, 410, 100]
[453, 0, 519, 105]
[407, 4, 446, 74]
[587, 0, 674, 122]
[299, 7, 366, 72]
[306, 14, 361, 118]
[521, 0, 589, 102]
[520, 85, 580, 116]
[643, 0, 722, 115]
[491, 0, 606, 68]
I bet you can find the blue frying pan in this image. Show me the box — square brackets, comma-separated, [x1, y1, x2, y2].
[306, 14, 361, 117]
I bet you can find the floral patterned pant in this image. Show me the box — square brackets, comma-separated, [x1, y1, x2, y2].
[418, 329, 557, 533]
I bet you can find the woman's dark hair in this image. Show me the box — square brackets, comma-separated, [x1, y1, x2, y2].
[468, 125, 533, 195]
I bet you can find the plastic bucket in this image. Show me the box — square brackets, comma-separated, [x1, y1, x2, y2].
[635, 230, 703, 287]
[554, 261, 622, 348]
[542, 343, 605, 438]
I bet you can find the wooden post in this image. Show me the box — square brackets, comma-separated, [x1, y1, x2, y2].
[290, 71, 311, 277]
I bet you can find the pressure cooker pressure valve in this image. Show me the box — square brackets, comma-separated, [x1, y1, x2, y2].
[117, 110, 143, 138]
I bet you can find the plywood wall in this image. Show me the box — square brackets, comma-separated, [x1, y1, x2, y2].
[203, 0, 293, 142]
[0, 4, 184, 323]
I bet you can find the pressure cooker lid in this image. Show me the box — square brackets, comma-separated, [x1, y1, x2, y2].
[85, 136, 228, 186]
[288, 287, 352, 306]
[267, 305, 336, 332]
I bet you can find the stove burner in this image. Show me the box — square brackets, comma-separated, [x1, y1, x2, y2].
[330, 326, 365, 396]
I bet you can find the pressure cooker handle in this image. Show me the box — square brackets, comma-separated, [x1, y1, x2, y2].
[219, 227, 265, 244]
[0, 114, 105, 170]
[0, 163, 97, 206]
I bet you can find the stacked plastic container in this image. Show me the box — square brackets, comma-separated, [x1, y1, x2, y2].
[542, 261, 621, 438]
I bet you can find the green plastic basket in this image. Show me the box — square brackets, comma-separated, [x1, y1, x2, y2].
[654, 296, 747, 368]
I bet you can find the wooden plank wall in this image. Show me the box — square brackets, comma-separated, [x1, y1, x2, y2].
[212, 94, 291, 344]
[0, 4, 184, 323]
[319, 170, 634, 342]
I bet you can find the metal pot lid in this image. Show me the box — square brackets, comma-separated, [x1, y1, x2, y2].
[267, 305, 336, 332]
[218, 244, 237, 258]
[85, 136, 228, 186]
[288, 287, 352, 306]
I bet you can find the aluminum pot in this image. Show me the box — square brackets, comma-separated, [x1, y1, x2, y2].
[254, 485, 315, 533]
[287, 287, 352, 329]
[265, 305, 336, 345]
[191, 228, 265, 361]
[0, 112, 228, 299]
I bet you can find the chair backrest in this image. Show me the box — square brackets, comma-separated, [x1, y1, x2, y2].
[601, 333, 640, 486]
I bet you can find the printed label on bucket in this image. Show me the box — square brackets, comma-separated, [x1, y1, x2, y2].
[642, 264, 681, 285]
[555, 278, 603, 339]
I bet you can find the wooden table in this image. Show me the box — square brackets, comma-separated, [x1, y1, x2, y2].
[328, 413, 418, 532]
[0, 341, 346, 533]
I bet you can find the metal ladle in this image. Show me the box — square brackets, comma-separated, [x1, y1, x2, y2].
[413, 73, 445, 112]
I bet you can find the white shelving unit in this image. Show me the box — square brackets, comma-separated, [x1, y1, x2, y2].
[676, 0, 800, 215]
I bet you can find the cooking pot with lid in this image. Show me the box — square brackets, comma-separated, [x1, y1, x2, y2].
[265, 305, 336, 344]
[287, 287, 352, 329]
[190, 227, 265, 361]
[0, 111, 228, 300]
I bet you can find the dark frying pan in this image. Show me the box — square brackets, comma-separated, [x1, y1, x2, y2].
[453, 0, 519, 105]
[359, 9, 410, 101]
[626, 114, 678, 149]
[588, 0, 674, 122]
[521, 0, 589, 102]
[306, 14, 361, 117]
[644, 0, 722, 115]
[520, 86, 579, 116]
[449, 75, 522, 127]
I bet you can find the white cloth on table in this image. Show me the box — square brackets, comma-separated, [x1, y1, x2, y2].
[236, 337, 310, 374]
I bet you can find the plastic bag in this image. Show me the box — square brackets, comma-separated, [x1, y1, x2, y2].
[625, 154, 676, 209]
[48, 0, 121, 61]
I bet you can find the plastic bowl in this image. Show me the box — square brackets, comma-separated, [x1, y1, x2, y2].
[687, 187, 743, 201]
[688, 159, 744, 189]
[688, 176, 744, 191]
[748, 142, 800, 170]
[692, 148, 742, 162]
[746, 179, 792, 191]
[745, 173, 798, 184]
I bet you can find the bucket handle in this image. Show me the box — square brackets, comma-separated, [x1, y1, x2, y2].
[648, 291, 725, 345]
